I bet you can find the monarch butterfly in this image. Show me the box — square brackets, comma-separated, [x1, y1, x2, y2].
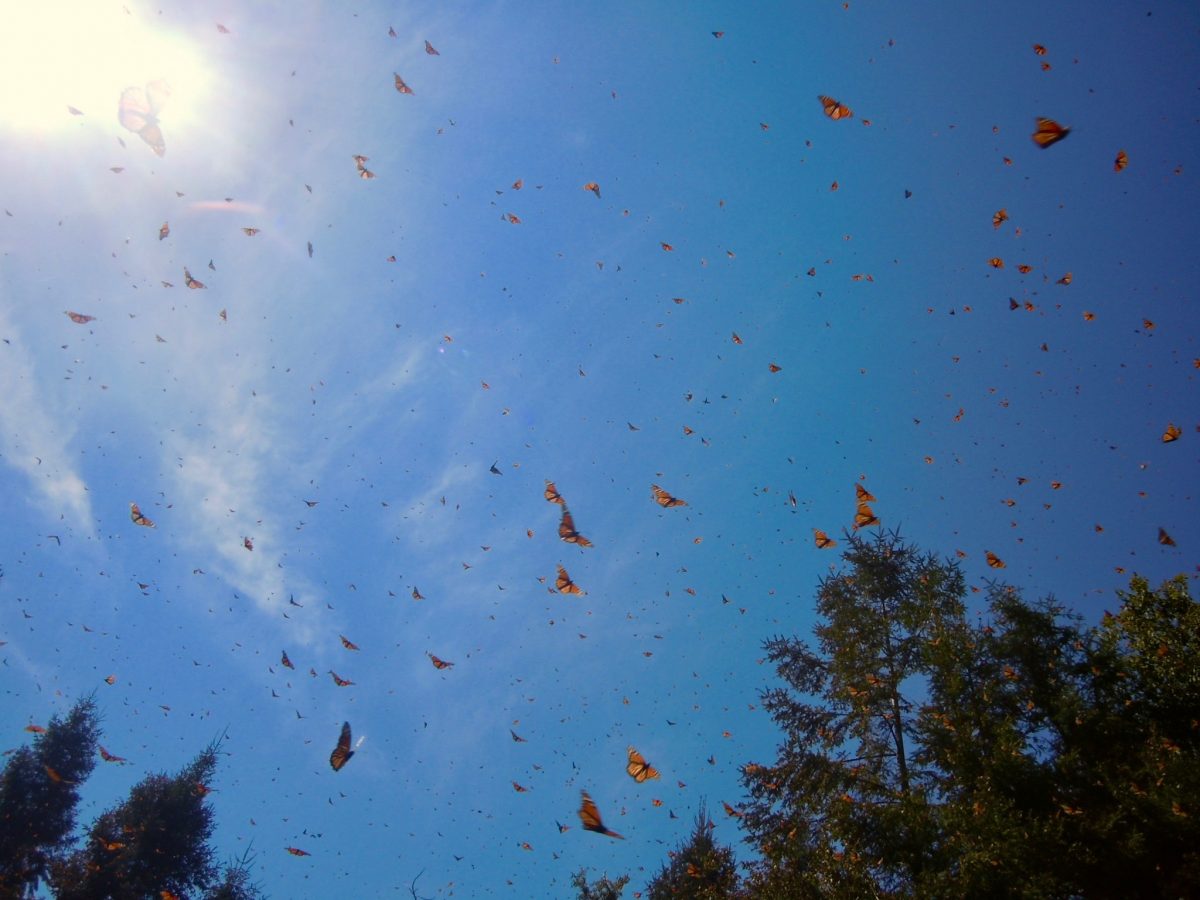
[1017, 264, 1033, 274]
[285, 847, 311, 857]
[130, 502, 155, 528]
[241, 227, 260, 236]
[424, 40, 440, 55]
[818, 95, 853, 120]
[512, 178, 523, 190]
[583, 182, 601, 198]
[544, 480, 565, 504]
[65, 311, 95, 324]
[339, 635, 360, 651]
[159, 222, 170, 240]
[412, 586, 425, 600]
[281, 650, 294, 669]
[555, 564, 585, 596]
[1158, 527, 1176, 547]
[813, 529, 837, 549]
[183, 267, 205, 289]
[993, 208, 1008, 229]
[853, 503, 879, 530]
[661, 242, 674, 251]
[578, 790, 624, 839]
[394, 73, 413, 94]
[1031, 117, 1070, 148]
[855, 483, 876, 503]
[118, 80, 170, 156]
[1162, 423, 1181, 443]
[98, 745, 127, 763]
[985, 551, 1006, 569]
[712, 30, 724, 38]
[626, 746, 660, 782]
[1057, 272, 1072, 285]
[24, 724, 46, 734]
[988, 257, 1004, 269]
[329, 721, 354, 770]
[1032, 43, 1047, 55]
[1114, 150, 1128, 172]
[505, 212, 521, 224]
[768, 363, 782, 373]
[510, 729, 527, 742]
[353, 155, 375, 179]
[329, 670, 354, 687]
[651, 485, 687, 508]
[243, 537, 254, 551]
[558, 506, 593, 547]
[512, 781, 528, 792]
[428, 652, 454, 669]
[731, 332, 743, 345]
[722, 801, 744, 818]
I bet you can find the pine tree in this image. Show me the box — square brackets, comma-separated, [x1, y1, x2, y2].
[571, 867, 630, 900]
[49, 740, 225, 899]
[0, 696, 100, 897]
[645, 801, 738, 899]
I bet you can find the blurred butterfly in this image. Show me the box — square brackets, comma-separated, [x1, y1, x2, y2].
[731, 332, 743, 345]
[712, 31, 724, 38]
[1162, 423, 1181, 443]
[813, 529, 837, 549]
[578, 791, 624, 839]
[853, 503, 879, 530]
[159, 222, 170, 240]
[985, 551, 1006, 569]
[544, 480, 564, 503]
[281, 650, 294, 669]
[818, 95, 853, 120]
[285, 847, 311, 857]
[1032, 44, 1047, 55]
[242, 227, 260, 236]
[510, 729, 527, 742]
[1031, 117, 1070, 148]
[1057, 272, 1073, 285]
[424, 40, 440, 55]
[583, 182, 601, 198]
[329, 721, 354, 770]
[65, 311, 95, 324]
[428, 652, 454, 669]
[506, 213, 521, 224]
[1158, 527, 1176, 547]
[340, 635, 360, 651]
[242, 537, 253, 551]
[394, 73, 414, 94]
[183, 268, 205, 289]
[353, 155, 375, 179]
[130, 502, 155, 528]
[722, 801, 744, 818]
[626, 746, 660, 782]
[555, 564, 585, 596]
[993, 208, 1008, 229]
[98, 745, 127, 763]
[558, 506, 593, 547]
[512, 781, 528, 792]
[661, 242, 674, 251]
[1114, 150, 1128, 172]
[24, 725, 45, 734]
[768, 363, 782, 373]
[855, 483, 876, 503]
[329, 670, 354, 687]
[118, 80, 171, 156]
[988, 258, 1004, 269]
[651, 484, 687, 508]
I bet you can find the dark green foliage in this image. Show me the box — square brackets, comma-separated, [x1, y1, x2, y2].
[739, 531, 1200, 898]
[644, 801, 738, 899]
[0, 696, 100, 897]
[49, 742, 222, 900]
[571, 866, 630, 900]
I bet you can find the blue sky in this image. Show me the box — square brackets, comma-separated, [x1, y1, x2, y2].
[1, 1, 1197, 896]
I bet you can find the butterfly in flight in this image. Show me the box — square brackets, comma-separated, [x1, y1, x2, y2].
[651, 484, 687, 508]
[1031, 117, 1070, 148]
[183, 267, 205, 289]
[985, 551, 1006, 569]
[428, 652, 454, 669]
[281, 650, 294, 669]
[558, 506, 593, 547]
[353, 155, 375, 179]
[818, 94, 853, 120]
[578, 790, 624, 839]
[98, 745, 127, 763]
[118, 80, 171, 156]
[555, 564, 586, 596]
[853, 502, 879, 530]
[424, 40, 439, 55]
[1162, 423, 1181, 443]
[285, 847, 311, 857]
[626, 746, 660, 782]
[129, 502, 155, 528]
[582, 182, 601, 198]
[329, 670, 354, 687]
[159, 222, 170, 240]
[329, 721, 354, 770]
[1158, 527, 1176, 547]
[394, 73, 414, 94]
[65, 311, 95, 324]
[1114, 149, 1128, 172]
[855, 483, 876, 503]
[339, 635, 359, 651]
[813, 529, 837, 549]
[544, 480, 565, 504]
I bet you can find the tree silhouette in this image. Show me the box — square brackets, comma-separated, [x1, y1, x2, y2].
[571, 867, 629, 900]
[738, 531, 1200, 897]
[0, 696, 100, 897]
[644, 801, 738, 899]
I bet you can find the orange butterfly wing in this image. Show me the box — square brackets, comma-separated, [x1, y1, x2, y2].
[329, 721, 354, 770]
[1032, 117, 1070, 148]
[558, 506, 593, 547]
[578, 790, 624, 838]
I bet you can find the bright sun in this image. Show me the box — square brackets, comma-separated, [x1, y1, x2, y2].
[0, 1, 211, 141]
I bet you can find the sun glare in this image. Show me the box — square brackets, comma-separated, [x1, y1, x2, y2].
[0, 1, 210, 140]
